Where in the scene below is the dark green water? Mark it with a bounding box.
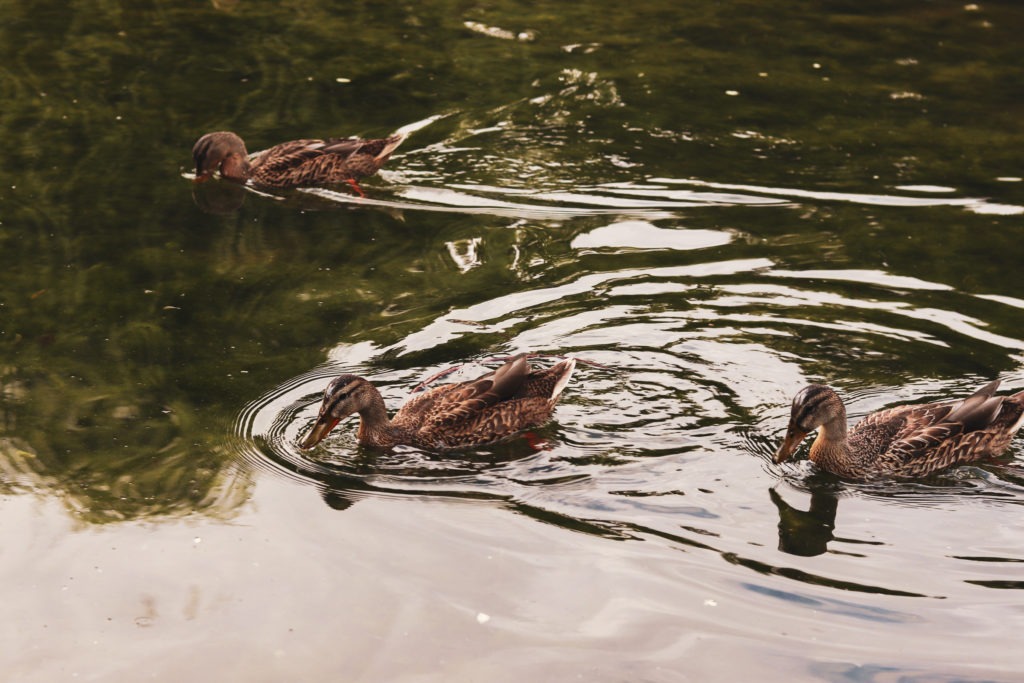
[2,1,1024,680]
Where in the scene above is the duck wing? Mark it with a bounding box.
[249,139,326,171]
[320,137,366,156]
[428,355,530,426]
[247,133,408,188]
[881,381,1007,474]
[389,356,576,449]
[389,356,539,444]
[391,356,530,426]
[943,379,1003,429]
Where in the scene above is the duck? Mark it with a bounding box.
[191,130,407,195]
[775,380,1024,479]
[299,354,577,451]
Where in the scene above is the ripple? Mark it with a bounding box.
[298,179,790,219]
[231,231,1024,606]
[652,176,1024,215]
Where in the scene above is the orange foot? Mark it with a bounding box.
[522,432,552,451]
[346,178,366,197]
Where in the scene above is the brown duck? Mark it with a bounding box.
[775,380,1024,478]
[300,355,576,451]
[192,130,406,195]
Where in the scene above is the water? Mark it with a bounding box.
[2,1,1024,680]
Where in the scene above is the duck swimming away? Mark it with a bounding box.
[192,130,407,195]
[299,355,576,451]
[775,379,1024,479]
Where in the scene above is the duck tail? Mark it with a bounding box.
[549,358,576,403]
[1005,389,1024,435]
[375,131,408,161]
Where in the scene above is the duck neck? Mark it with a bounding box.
[355,388,398,448]
[809,416,853,473]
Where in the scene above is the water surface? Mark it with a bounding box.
[2,1,1024,680]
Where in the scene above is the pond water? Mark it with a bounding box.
[2,1,1024,680]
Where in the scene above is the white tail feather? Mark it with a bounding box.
[550,358,576,402]
[376,132,408,160]
[1009,401,1024,435]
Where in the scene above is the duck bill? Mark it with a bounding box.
[774,428,808,463]
[299,416,341,450]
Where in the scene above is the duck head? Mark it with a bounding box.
[774,384,845,463]
[192,131,251,183]
[299,375,377,449]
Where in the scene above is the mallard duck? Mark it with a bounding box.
[299,355,576,451]
[191,130,406,195]
[775,380,1024,478]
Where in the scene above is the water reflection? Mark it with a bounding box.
[225,216,1024,616]
[4,0,1024,677]
[771,486,838,558]
[192,179,246,214]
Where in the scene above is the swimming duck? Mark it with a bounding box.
[191,130,406,195]
[299,355,576,451]
[775,380,1024,478]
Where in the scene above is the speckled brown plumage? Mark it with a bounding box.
[775,380,1024,479]
[192,130,406,192]
[299,355,576,451]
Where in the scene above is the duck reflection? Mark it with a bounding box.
[284,436,553,514]
[192,178,246,214]
[321,488,360,511]
[770,485,839,557]
[191,175,413,218]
